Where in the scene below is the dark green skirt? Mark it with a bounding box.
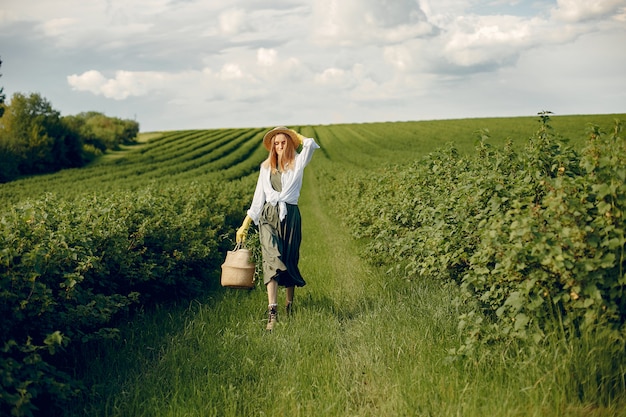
[258,202,305,287]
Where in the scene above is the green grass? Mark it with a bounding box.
[66,151,626,416]
[2,113,618,416]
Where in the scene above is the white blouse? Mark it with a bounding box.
[247,137,320,224]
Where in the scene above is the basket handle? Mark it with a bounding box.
[233,241,246,251]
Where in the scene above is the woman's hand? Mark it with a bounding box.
[236,215,252,243]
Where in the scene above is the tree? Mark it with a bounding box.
[1,92,65,174]
[0,57,5,118]
[0,85,139,182]
[65,112,139,151]
[0,59,16,181]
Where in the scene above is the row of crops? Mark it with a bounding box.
[0,128,268,209]
[0,128,270,416]
[318,114,626,400]
[1,113,625,415]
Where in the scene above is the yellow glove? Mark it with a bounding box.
[236,215,252,243]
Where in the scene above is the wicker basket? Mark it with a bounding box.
[220,243,255,289]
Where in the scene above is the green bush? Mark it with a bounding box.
[332,115,625,351]
[0,179,252,416]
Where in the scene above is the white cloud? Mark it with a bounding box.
[254,52,306,83]
[312,0,435,46]
[66,57,278,105]
[314,67,349,87]
[218,63,246,81]
[383,44,414,72]
[394,2,625,74]
[68,70,167,100]
[218,8,248,35]
[379,14,543,75]
[443,14,540,68]
[551,0,626,23]
[67,70,107,95]
[257,48,277,66]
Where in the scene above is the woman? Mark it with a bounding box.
[236,126,320,331]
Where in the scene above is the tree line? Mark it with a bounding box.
[0,59,139,183]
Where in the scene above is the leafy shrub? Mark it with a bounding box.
[461,119,625,347]
[331,114,625,352]
[0,179,252,416]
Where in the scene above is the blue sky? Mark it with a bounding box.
[1,0,625,132]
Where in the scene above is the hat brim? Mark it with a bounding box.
[263,127,300,151]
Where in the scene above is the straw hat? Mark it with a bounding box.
[263,126,301,151]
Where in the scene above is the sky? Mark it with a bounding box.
[1,0,625,132]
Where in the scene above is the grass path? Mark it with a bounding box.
[69,157,620,417]
[72,160,459,417]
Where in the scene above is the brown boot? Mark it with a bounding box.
[266,307,277,331]
[285,301,293,316]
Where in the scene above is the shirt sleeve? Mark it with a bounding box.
[246,166,267,225]
[295,137,320,171]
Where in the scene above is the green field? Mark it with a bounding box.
[1,113,621,207]
[1,113,625,417]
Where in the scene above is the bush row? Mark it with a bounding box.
[330,115,625,352]
[0,178,253,416]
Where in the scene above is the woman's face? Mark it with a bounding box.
[274,134,288,157]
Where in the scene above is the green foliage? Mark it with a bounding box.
[0,128,266,210]
[0,126,265,415]
[0,94,139,183]
[62,137,626,416]
[0,57,5,119]
[462,117,625,348]
[0,179,253,416]
[331,114,626,358]
[63,111,139,151]
[0,93,65,175]
[2,114,625,415]
[0,141,19,182]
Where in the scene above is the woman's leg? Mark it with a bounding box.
[266,279,278,331]
[267,279,278,306]
[286,286,294,315]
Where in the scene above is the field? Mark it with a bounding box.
[0,114,618,208]
[1,113,625,417]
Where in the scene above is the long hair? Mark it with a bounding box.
[262,133,296,174]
